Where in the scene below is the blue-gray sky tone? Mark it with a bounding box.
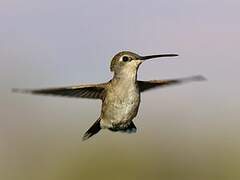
[1,0,240,179]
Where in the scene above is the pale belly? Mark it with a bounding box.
[100,88,140,128]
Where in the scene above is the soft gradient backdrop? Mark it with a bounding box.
[1,0,240,179]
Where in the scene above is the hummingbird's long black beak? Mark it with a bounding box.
[140,54,178,60]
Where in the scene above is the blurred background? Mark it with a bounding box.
[1,0,240,179]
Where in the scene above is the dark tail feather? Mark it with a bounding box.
[82,119,101,141]
[109,121,137,133]
[121,121,137,133]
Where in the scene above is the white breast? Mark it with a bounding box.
[101,81,140,128]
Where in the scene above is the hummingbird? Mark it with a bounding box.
[13,51,205,141]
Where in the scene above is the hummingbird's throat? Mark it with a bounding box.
[113,67,138,82]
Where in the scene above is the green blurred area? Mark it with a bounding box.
[2,132,240,180]
[1,98,240,180]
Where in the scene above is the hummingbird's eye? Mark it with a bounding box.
[122,56,130,62]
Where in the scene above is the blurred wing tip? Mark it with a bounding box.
[191,75,207,81]
[181,75,207,83]
[12,88,31,93]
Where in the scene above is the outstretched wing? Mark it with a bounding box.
[13,83,107,99]
[138,75,206,92]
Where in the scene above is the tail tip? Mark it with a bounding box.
[82,133,92,141]
[82,119,101,141]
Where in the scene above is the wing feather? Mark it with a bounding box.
[138,75,205,92]
[13,83,107,99]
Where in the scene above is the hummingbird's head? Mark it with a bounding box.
[110,51,141,72]
[110,51,178,73]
